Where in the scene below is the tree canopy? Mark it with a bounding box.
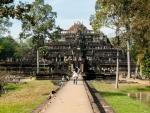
[0,36,17,60]
[90,0,150,76]
[20,0,56,48]
[90,0,150,41]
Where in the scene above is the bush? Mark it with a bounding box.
[142,53,150,79]
[0,82,7,96]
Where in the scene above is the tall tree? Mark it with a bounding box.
[20,0,56,73]
[131,0,150,76]
[0,36,18,60]
[90,0,150,78]
[90,0,129,87]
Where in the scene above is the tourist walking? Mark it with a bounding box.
[72,70,78,84]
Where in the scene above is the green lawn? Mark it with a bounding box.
[92,80,150,113]
[0,80,57,113]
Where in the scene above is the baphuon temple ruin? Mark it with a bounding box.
[36,22,135,79]
[0,22,135,80]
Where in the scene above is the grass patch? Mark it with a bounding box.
[4,83,23,91]
[0,80,57,113]
[92,80,150,113]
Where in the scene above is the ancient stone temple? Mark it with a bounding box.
[37,22,135,79]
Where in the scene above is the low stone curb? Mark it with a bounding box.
[84,81,115,113]
[84,81,101,113]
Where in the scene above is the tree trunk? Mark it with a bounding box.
[140,63,143,77]
[116,48,119,88]
[135,64,138,77]
[37,49,39,74]
[135,57,140,77]
[127,39,131,78]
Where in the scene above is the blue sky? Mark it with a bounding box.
[10,0,115,39]
[48,0,95,29]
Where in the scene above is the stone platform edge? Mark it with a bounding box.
[84,81,115,113]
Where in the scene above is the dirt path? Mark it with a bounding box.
[120,77,150,86]
[43,80,94,113]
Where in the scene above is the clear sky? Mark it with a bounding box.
[9,0,115,39]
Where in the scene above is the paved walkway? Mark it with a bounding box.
[43,80,94,113]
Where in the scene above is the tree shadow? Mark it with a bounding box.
[137,86,150,92]
[99,91,126,97]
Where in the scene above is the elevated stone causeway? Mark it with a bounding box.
[43,80,94,113]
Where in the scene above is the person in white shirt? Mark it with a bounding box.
[72,70,78,84]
